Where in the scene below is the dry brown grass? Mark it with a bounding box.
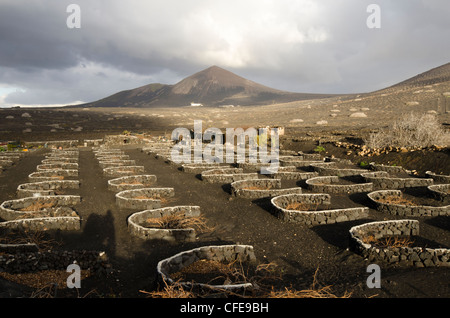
[362,235,415,248]
[140,279,195,298]
[20,201,55,212]
[242,185,272,191]
[144,212,213,233]
[268,268,352,298]
[119,181,143,185]
[285,202,321,211]
[378,195,418,206]
[0,269,91,291]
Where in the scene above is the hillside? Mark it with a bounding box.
[79,66,338,108]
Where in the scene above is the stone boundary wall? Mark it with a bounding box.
[103,166,145,178]
[0,216,81,231]
[265,166,319,180]
[306,176,373,194]
[156,245,256,291]
[128,206,201,243]
[97,154,130,161]
[231,179,303,199]
[42,158,78,164]
[181,163,228,173]
[361,171,434,189]
[98,160,136,169]
[37,163,79,171]
[369,163,407,174]
[28,169,79,182]
[17,180,80,198]
[108,175,158,192]
[311,163,367,177]
[426,171,450,184]
[428,184,450,204]
[0,249,109,274]
[0,195,81,221]
[116,187,175,210]
[271,193,369,226]
[201,168,259,183]
[367,190,450,217]
[349,220,450,267]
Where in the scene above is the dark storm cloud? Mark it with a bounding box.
[0,0,449,106]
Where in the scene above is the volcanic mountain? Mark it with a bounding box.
[81,65,337,108]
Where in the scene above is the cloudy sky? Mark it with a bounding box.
[1,0,449,107]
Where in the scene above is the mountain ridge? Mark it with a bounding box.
[79,65,339,108]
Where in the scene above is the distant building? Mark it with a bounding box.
[190,102,203,107]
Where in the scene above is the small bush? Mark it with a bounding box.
[365,113,449,149]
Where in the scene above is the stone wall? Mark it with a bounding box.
[116,187,175,210]
[367,189,450,217]
[428,184,450,204]
[349,220,450,267]
[361,171,434,189]
[128,206,201,243]
[156,245,256,291]
[426,171,450,184]
[230,178,302,199]
[17,180,80,198]
[98,160,136,169]
[271,193,369,226]
[103,166,145,178]
[28,169,78,182]
[201,168,258,183]
[306,176,373,194]
[108,175,158,192]
[0,195,81,221]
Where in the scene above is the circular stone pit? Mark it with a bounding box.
[156,244,257,292]
[201,168,258,183]
[427,184,450,204]
[0,195,81,231]
[361,171,434,190]
[306,175,373,194]
[103,165,145,178]
[231,178,302,199]
[28,169,79,182]
[271,193,369,226]
[116,187,175,210]
[349,220,450,267]
[367,189,450,217]
[127,205,202,243]
[426,171,450,184]
[98,160,136,169]
[108,174,157,192]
